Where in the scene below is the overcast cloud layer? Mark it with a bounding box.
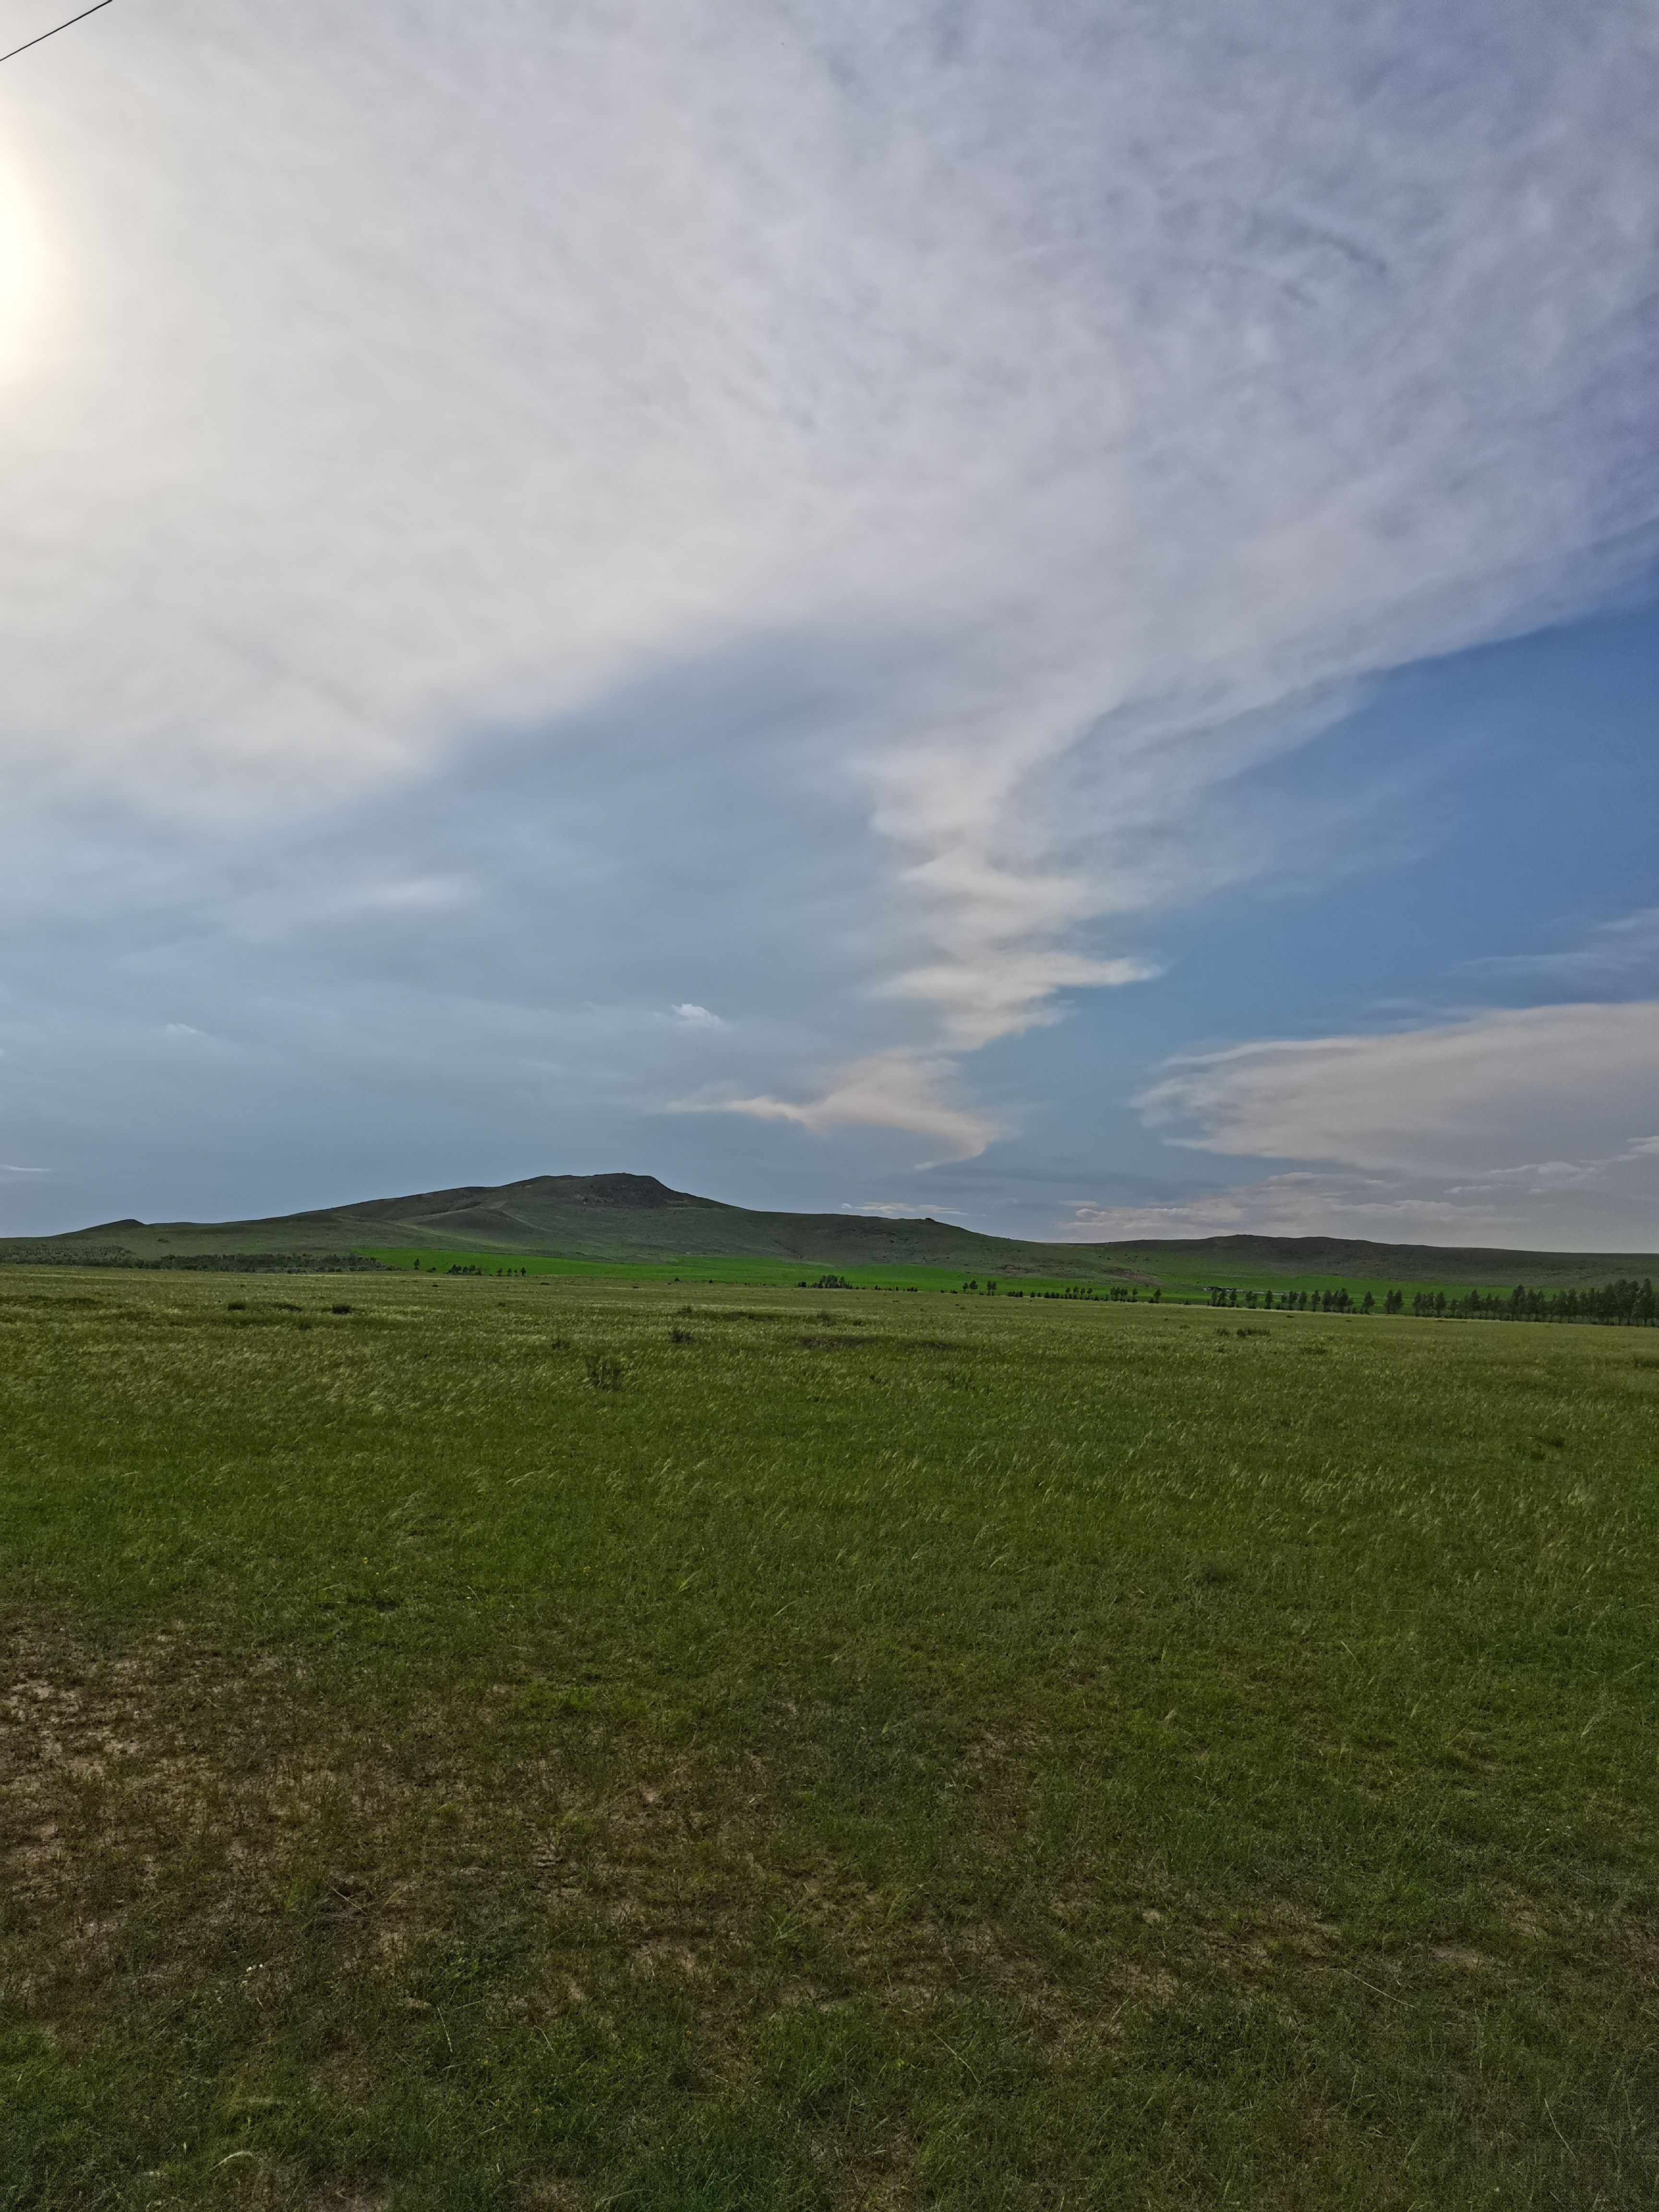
[1,1,1657,1239]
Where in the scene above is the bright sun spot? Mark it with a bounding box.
[0,156,52,385]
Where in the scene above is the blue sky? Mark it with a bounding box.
[1,1,1657,1248]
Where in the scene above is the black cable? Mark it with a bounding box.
[0,0,114,67]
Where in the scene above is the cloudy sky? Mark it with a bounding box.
[1,0,1657,1248]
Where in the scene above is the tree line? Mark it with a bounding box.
[1406,1278,1657,1326]
[1205,1279,1657,1326]
[1209,1286,1372,1313]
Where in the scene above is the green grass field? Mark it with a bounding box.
[3,1269,1656,2208]
[361,1246,1527,1311]
[361,1249,1166,1298]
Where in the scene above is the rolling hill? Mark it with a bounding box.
[1,1171,1656,1288]
[0,1174,1143,1280]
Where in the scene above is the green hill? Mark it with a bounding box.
[1,1171,1655,1291]
[0,1173,1145,1280]
[1095,1232,1659,1291]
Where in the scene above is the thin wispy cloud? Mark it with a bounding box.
[687,1050,1001,1166]
[840,1200,961,1219]
[1469,908,1659,992]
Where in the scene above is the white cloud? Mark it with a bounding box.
[671,1003,724,1028]
[1063,1162,1659,1251]
[881,950,1159,1052]
[690,1049,1002,1164]
[1066,1173,1487,1242]
[1138,1003,1659,1176]
[1,3,1657,1145]
[840,1199,961,1218]
[1113,1002,1659,1247]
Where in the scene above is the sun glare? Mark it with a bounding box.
[0,156,52,385]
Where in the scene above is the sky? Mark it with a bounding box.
[0,0,1657,1250]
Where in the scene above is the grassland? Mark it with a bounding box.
[361,1249,1165,1298]
[361,1247,1547,1312]
[3,1269,1657,2209]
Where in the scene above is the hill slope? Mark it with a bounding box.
[0,1171,1653,1288]
[1095,1232,1659,1290]
[3,1173,1658,1287]
[1,1174,1142,1279]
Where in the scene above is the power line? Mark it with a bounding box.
[0,0,114,67]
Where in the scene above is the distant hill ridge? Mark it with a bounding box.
[2,1171,1656,1288]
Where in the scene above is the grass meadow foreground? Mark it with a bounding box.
[2,1272,1656,2209]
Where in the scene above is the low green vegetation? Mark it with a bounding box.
[364,1245,1602,1315]
[3,1270,1656,2208]
[361,1247,1170,1298]
[370,1247,1659,1324]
